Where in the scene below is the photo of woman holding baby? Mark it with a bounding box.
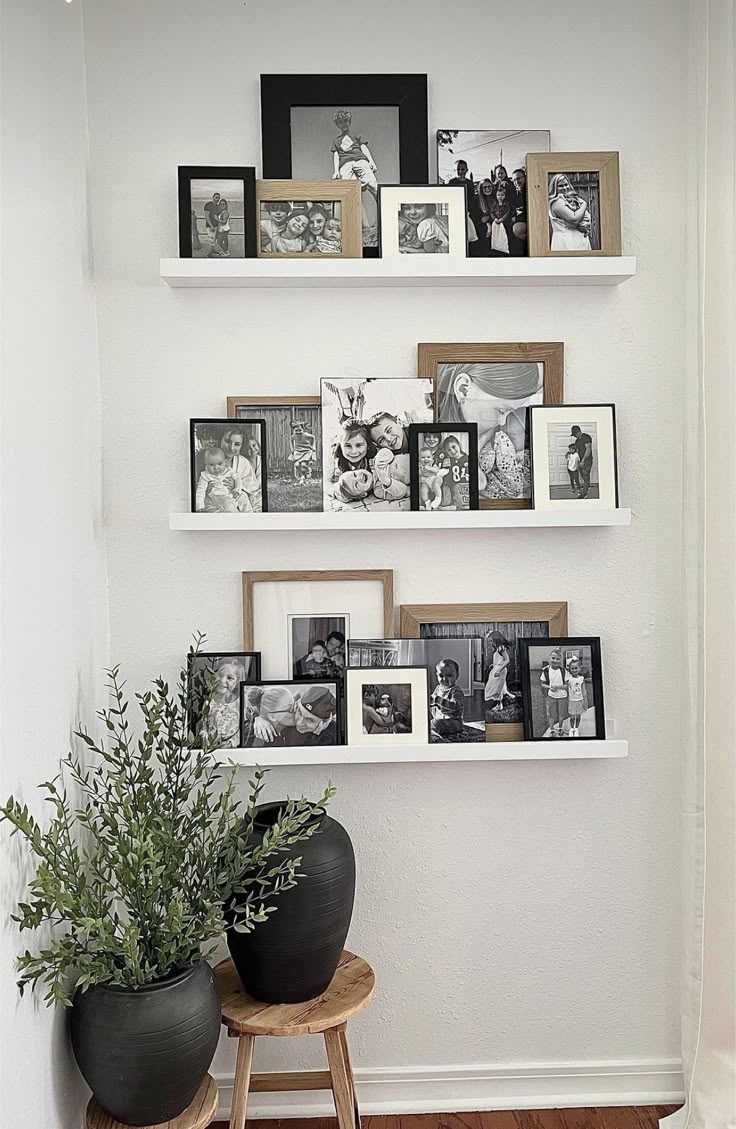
[547,172,599,251]
[190,418,268,514]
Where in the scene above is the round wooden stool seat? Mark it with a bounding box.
[215,949,375,1035]
[85,1073,218,1129]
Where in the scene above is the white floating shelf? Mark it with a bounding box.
[160,256,636,289]
[221,739,628,766]
[170,509,631,532]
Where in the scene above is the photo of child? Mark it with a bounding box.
[361,684,412,734]
[188,652,260,749]
[259,199,343,256]
[522,640,604,739]
[190,178,246,259]
[190,420,265,514]
[233,402,322,513]
[397,202,449,254]
[411,428,476,511]
[288,614,349,684]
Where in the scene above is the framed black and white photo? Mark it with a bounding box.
[408,424,479,511]
[345,666,430,747]
[256,179,362,258]
[526,152,621,257]
[321,377,434,512]
[436,130,550,257]
[518,638,605,740]
[178,166,256,259]
[419,342,564,509]
[529,405,619,510]
[288,614,348,681]
[260,74,429,254]
[378,186,467,258]
[190,419,267,514]
[227,396,322,513]
[347,638,485,743]
[188,651,261,749]
[240,679,340,749]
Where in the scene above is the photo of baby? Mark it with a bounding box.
[188,652,261,749]
[259,199,343,255]
[190,419,266,514]
[410,427,478,511]
[397,202,449,254]
[321,377,434,513]
[548,171,601,252]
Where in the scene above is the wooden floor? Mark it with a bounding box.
[213,1107,679,1129]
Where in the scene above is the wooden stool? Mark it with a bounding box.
[85,1073,218,1129]
[215,950,375,1129]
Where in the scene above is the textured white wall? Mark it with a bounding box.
[82,0,687,1085]
[0,1,108,1125]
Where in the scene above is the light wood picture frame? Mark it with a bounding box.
[399,601,568,741]
[418,341,564,510]
[226,396,322,514]
[256,179,362,258]
[526,151,621,257]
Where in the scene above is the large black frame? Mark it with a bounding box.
[518,636,606,741]
[189,418,268,514]
[260,74,429,255]
[177,165,257,258]
[408,423,479,512]
[239,678,341,748]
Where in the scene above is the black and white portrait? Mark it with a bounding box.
[188,652,260,749]
[240,681,338,748]
[190,178,245,259]
[321,377,434,512]
[288,614,348,680]
[348,638,485,743]
[190,419,265,514]
[233,401,321,513]
[361,683,412,735]
[528,405,618,510]
[547,421,599,500]
[411,428,476,511]
[290,106,400,249]
[548,171,601,252]
[397,202,449,253]
[520,640,605,740]
[435,362,544,501]
[436,130,550,257]
[259,199,343,255]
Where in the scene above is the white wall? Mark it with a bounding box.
[0,2,107,1125]
[82,0,687,1108]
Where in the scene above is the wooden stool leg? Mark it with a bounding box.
[338,1024,361,1129]
[230,1034,255,1129]
[324,1025,356,1129]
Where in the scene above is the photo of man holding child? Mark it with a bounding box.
[289,615,348,681]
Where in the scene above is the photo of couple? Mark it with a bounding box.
[240,681,339,748]
[190,179,245,259]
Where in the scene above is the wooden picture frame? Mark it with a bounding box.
[189,418,268,514]
[399,601,568,741]
[518,636,605,740]
[178,165,257,259]
[408,423,479,512]
[418,341,564,510]
[526,151,621,257]
[226,396,322,514]
[256,179,362,259]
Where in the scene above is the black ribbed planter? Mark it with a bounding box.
[69,961,220,1126]
[228,802,355,1003]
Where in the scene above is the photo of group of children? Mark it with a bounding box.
[521,640,603,739]
[259,199,343,256]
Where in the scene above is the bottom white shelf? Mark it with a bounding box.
[220,739,627,767]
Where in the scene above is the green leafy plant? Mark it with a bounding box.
[0,638,334,1006]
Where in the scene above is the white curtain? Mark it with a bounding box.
[663,2,736,1127]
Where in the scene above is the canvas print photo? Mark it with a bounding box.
[233,402,321,512]
[240,681,338,748]
[259,198,343,255]
[190,420,264,513]
[190,178,246,259]
[188,652,260,749]
[321,377,434,512]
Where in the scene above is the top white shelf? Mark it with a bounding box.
[160,256,637,289]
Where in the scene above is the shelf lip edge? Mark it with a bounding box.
[168,509,632,530]
[212,740,629,766]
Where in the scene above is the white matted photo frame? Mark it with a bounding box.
[378,185,467,258]
[345,666,430,747]
[526,151,621,257]
[242,570,394,678]
[529,404,619,510]
[256,179,362,258]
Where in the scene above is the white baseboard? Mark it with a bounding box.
[214,1058,684,1119]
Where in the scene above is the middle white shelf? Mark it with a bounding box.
[169,509,631,532]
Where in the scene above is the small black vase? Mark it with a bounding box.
[69,961,220,1126]
[228,802,355,1003]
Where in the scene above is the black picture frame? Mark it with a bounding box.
[518,636,606,741]
[528,403,620,509]
[187,651,262,746]
[260,74,429,256]
[239,678,341,749]
[177,166,257,258]
[408,423,479,511]
[189,418,268,514]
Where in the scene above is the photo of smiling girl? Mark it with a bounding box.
[258,198,345,255]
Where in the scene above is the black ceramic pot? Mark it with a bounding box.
[69,961,220,1126]
[228,802,355,1003]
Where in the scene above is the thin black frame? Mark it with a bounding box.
[189,418,268,514]
[238,677,341,749]
[408,423,479,511]
[377,184,469,258]
[260,74,429,255]
[187,651,262,744]
[344,664,431,745]
[177,166,257,258]
[518,636,606,741]
[528,403,620,509]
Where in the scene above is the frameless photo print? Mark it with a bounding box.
[259,198,344,255]
[529,405,619,510]
[436,130,550,257]
[321,377,434,512]
[288,614,349,680]
[347,637,485,743]
[519,638,605,740]
[240,680,339,749]
[188,652,261,749]
[345,666,430,746]
[548,172,601,252]
[409,425,478,511]
[190,419,267,514]
[231,400,322,513]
